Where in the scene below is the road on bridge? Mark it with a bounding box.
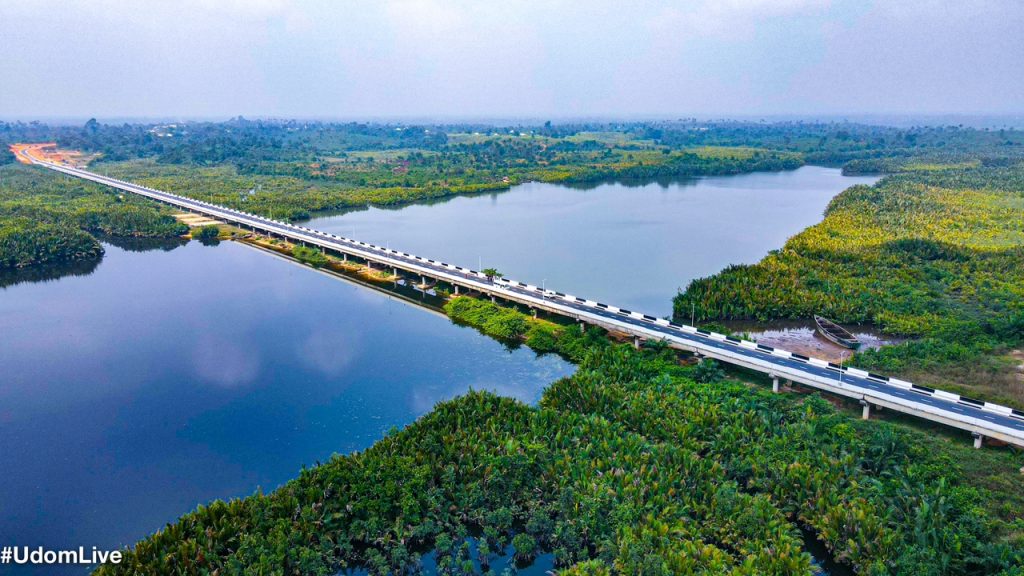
[16,144,1024,448]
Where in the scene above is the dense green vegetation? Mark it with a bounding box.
[5,118,1021,173]
[89,144,802,222]
[98,297,1023,576]
[292,244,329,268]
[192,224,220,240]
[0,164,188,268]
[674,162,1024,406]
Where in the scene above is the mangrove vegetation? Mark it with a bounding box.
[97,298,1024,576]
[0,164,187,268]
[674,162,1024,407]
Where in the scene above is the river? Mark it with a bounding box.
[0,166,876,574]
[310,166,879,316]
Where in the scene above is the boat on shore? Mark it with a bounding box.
[814,315,861,349]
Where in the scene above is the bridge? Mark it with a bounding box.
[18,145,1024,448]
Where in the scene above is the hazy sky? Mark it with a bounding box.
[2,0,1022,120]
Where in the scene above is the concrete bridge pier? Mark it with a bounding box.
[633,336,642,349]
[973,433,984,449]
[490,294,496,303]
[861,400,871,420]
[772,376,780,393]
[454,285,459,295]
[579,320,585,333]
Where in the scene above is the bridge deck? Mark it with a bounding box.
[18,146,1024,447]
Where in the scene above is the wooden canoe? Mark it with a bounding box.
[814,315,861,349]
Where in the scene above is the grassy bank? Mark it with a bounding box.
[99,297,1023,576]
[0,164,187,269]
[93,144,802,223]
[674,163,1024,407]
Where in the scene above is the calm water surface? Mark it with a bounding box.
[0,166,875,574]
[312,166,879,316]
[0,242,572,575]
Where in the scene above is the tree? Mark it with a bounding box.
[192,225,220,240]
[693,358,725,383]
[512,533,536,562]
[482,268,502,281]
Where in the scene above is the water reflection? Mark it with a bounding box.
[0,240,573,576]
[0,256,100,289]
[721,319,902,363]
[311,166,880,316]
[96,233,188,253]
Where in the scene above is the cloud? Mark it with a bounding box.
[1,0,1021,118]
[192,336,262,387]
[649,0,831,38]
[295,328,362,378]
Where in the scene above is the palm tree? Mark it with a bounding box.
[481,267,502,281]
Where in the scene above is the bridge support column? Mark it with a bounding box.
[491,294,496,303]
[861,400,871,420]
[454,285,459,295]
[634,336,641,350]
[772,376,780,393]
[973,433,984,449]
[579,320,585,333]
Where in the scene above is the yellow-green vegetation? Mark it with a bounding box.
[675,164,1024,406]
[444,296,602,359]
[291,244,329,268]
[97,299,1024,576]
[0,164,187,268]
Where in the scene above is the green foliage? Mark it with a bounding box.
[511,533,537,561]
[444,296,609,361]
[674,164,1024,405]
[292,245,328,268]
[692,359,726,383]
[445,297,531,341]
[192,224,220,240]
[0,164,187,269]
[0,219,102,268]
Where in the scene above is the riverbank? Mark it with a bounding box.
[675,162,1024,408]
[0,164,187,269]
[94,145,803,223]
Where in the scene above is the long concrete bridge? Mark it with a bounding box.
[18,146,1024,448]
